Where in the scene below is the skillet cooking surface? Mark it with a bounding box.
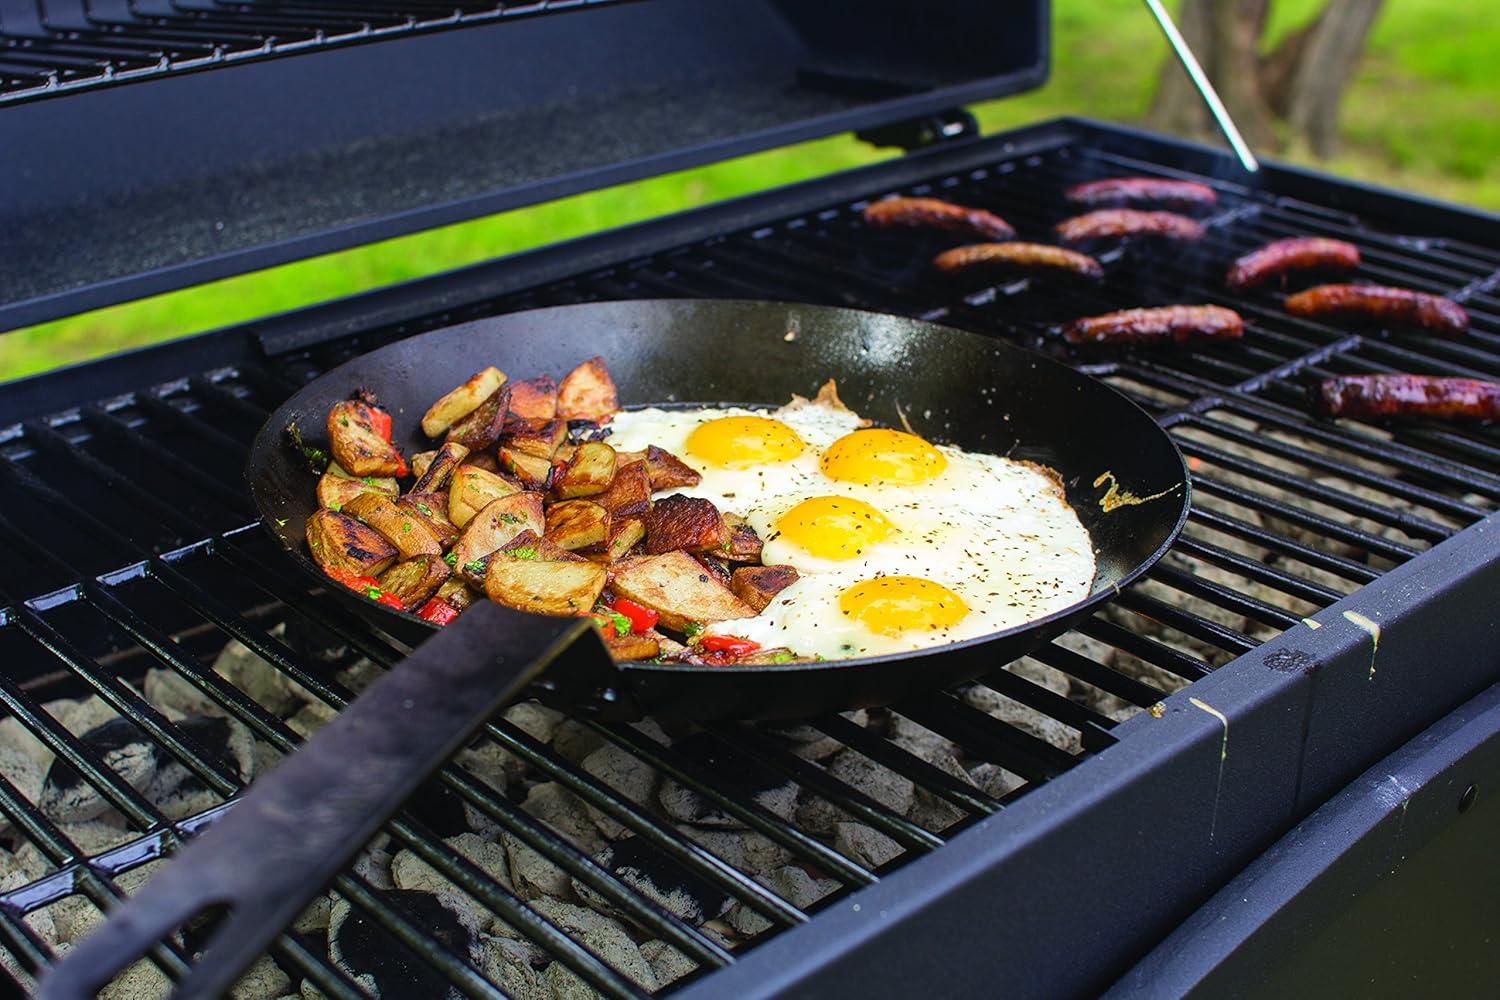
[247,299,1189,720]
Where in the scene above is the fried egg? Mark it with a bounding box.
[604,393,1095,660]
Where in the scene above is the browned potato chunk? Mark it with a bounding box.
[498,529,584,563]
[501,419,567,460]
[557,357,620,421]
[735,647,800,665]
[422,366,507,438]
[306,509,398,578]
[462,453,500,474]
[409,451,437,480]
[597,627,661,662]
[446,384,512,451]
[409,441,470,495]
[448,465,522,528]
[611,551,756,632]
[643,445,702,490]
[436,576,480,612]
[451,493,545,583]
[499,447,554,490]
[545,500,612,551]
[397,494,459,548]
[485,551,608,617]
[507,376,560,420]
[593,460,650,518]
[316,463,398,512]
[553,442,617,499]
[694,553,732,585]
[342,492,445,559]
[723,513,763,563]
[377,555,451,610]
[327,400,408,478]
[730,565,799,613]
[644,494,729,554]
[603,518,645,560]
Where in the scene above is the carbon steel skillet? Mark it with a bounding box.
[42,300,1188,998]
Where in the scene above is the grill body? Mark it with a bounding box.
[0,117,1497,996]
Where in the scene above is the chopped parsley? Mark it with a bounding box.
[414,502,434,517]
[274,517,288,528]
[362,476,382,486]
[509,546,539,561]
[498,512,523,524]
[401,522,412,534]
[463,559,487,576]
[284,422,330,474]
[682,621,704,640]
[444,551,458,567]
[605,611,631,636]
[362,585,382,600]
[769,651,796,664]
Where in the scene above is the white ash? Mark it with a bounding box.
[764,710,868,763]
[391,832,513,908]
[639,938,701,988]
[0,742,45,833]
[0,716,53,773]
[657,734,797,829]
[334,658,384,698]
[580,743,659,841]
[477,935,550,1000]
[213,633,311,718]
[455,740,518,799]
[520,783,605,856]
[833,822,903,869]
[503,702,564,746]
[724,863,839,938]
[502,829,574,902]
[352,844,395,891]
[795,750,914,836]
[570,835,734,927]
[967,762,1023,800]
[551,719,606,764]
[907,750,978,834]
[529,898,657,994]
[958,686,1081,756]
[286,701,336,741]
[1008,658,1071,697]
[39,717,157,824]
[143,668,223,720]
[886,714,958,763]
[51,696,118,740]
[230,954,293,1000]
[141,715,255,821]
[674,825,791,876]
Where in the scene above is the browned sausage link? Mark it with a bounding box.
[1063,305,1244,345]
[861,196,1016,241]
[1226,237,1361,290]
[1064,177,1218,211]
[1284,284,1469,337]
[1055,209,1204,245]
[1318,374,1500,422]
[931,242,1104,279]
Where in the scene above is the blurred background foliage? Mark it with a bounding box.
[2,0,1495,382]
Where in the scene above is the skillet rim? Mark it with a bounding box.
[246,298,1191,677]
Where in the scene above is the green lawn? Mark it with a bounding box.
[3,0,1496,383]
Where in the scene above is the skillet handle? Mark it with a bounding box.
[37,601,610,1000]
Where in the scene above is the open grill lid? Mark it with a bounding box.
[0,0,1048,332]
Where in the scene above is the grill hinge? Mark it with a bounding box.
[855,108,980,153]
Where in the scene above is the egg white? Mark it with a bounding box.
[605,398,1096,660]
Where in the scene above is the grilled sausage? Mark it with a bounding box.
[1226,238,1360,290]
[1064,177,1217,211]
[862,196,1015,241]
[1317,374,1500,422]
[1283,285,1468,337]
[1063,305,1244,346]
[1055,209,1204,245]
[932,242,1104,279]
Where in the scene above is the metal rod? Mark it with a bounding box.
[1142,0,1261,173]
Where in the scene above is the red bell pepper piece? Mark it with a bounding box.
[369,408,393,442]
[607,597,659,634]
[324,566,403,610]
[698,634,760,657]
[416,597,460,625]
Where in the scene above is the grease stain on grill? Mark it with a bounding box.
[1263,647,1318,675]
[1342,610,1382,680]
[1092,470,1180,513]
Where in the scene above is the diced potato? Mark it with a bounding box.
[499,447,554,490]
[316,464,397,512]
[485,553,608,617]
[306,509,398,578]
[410,441,470,494]
[327,400,408,478]
[730,565,799,613]
[463,453,500,474]
[602,518,645,560]
[723,513,763,562]
[342,493,445,559]
[597,627,660,662]
[553,442,616,499]
[644,494,729,554]
[610,551,756,632]
[643,445,701,490]
[448,465,522,528]
[557,357,620,421]
[508,375,559,420]
[545,500,611,551]
[398,494,459,548]
[451,493,545,583]
[446,384,512,452]
[501,419,567,460]
[436,576,480,612]
[377,555,451,609]
[593,460,650,518]
[421,366,507,438]
[409,451,436,480]
[735,647,801,665]
[498,528,584,563]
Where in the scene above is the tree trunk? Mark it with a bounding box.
[1146,0,1277,149]
[1146,0,1216,139]
[1284,0,1385,157]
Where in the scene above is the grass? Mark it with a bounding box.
[4,0,1496,383]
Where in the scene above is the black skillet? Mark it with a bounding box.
[41,300,1189,998]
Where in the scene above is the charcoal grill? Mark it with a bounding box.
[3,2,1500,997]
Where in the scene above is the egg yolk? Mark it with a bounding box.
[776,496,894,560]
[820,429,947,485]
[687,415,804,467]
[838,576,969,635]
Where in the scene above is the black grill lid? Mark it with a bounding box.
[0,0,1048,332]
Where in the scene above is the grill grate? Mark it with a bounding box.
[0,130,1497,995]
[0,0,639,105]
